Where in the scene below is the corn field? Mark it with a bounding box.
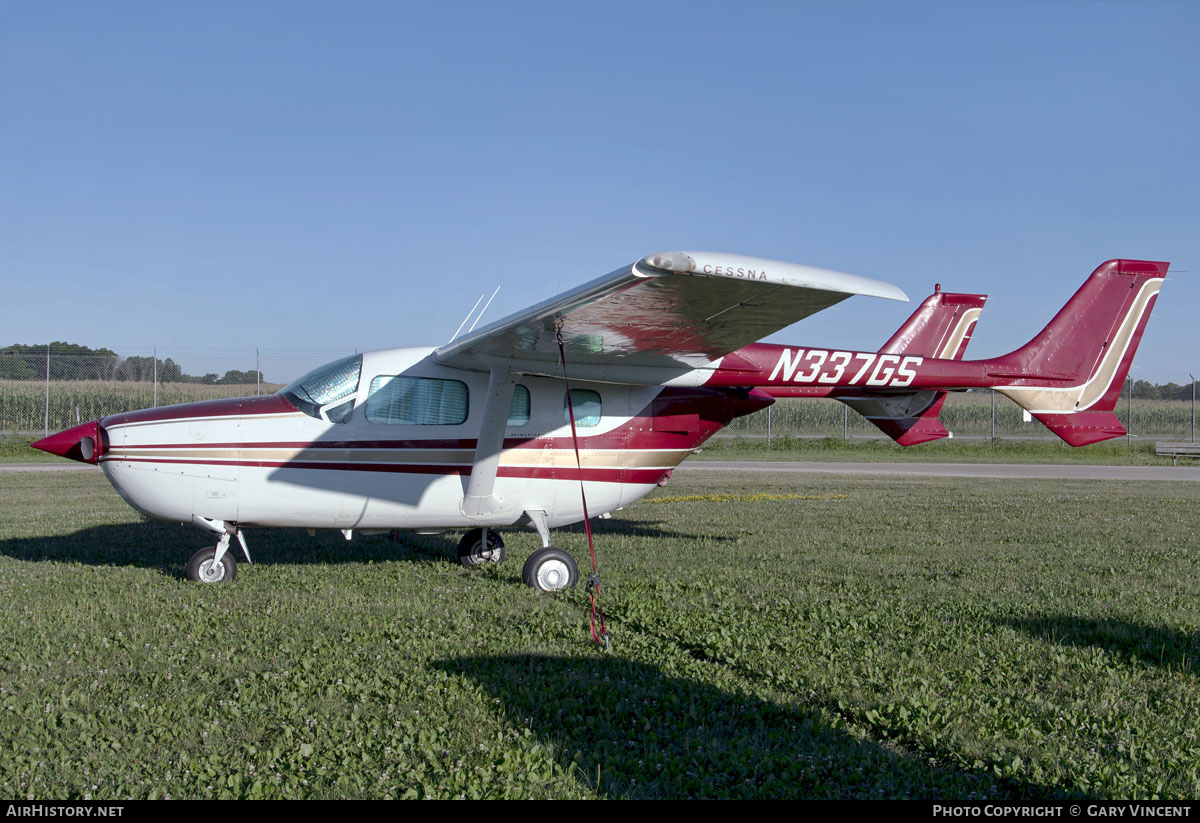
[0,345,349,438]
[1,380,284,435]
[3,379,1195,442]
[725,390,1197,440]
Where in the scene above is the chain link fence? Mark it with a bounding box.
[725,384,1199,443]
[3,346,1197,446]
[1,346,353,440]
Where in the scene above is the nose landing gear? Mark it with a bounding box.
[186,545,237,583]
[186,518,251,584]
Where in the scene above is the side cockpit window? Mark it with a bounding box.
[563,389,601,428]
[508,384,531,426]
[281,354,362,423]
[367,376,469,425]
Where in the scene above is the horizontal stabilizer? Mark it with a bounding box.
[1031,411,1127,447]
[873,417,950,446]
[864,394,952,446]
[837,390,953,446]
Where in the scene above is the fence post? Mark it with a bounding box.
[991,389,995,441]
[44,344,49,437]
[256,348,261,396]
[843,404,848,440]
[1127,377,1132,453]
[1191,373,1196,443]
[767,404,772,448]
[153,347,158,408]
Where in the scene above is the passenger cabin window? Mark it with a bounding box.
[367,376,469,425]
[563,389,601,428]
[508,384,531,426]
[281,354,362,423]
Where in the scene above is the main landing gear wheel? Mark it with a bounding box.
[457,528,506,568]
[186,546,237,583]
[522,547,579,593]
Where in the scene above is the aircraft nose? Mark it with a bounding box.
[30,420,105,464]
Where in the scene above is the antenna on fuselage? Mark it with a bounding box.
[467,285,501,334]
[447,293,486,344]
[447,285,502,343]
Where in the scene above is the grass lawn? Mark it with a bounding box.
[0,469,1197,798]
[700,435,1176,465]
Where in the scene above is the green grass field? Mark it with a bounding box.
[1,469,1198,799]
[699,436,1176,465]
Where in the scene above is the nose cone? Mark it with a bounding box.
[31,420,104,464]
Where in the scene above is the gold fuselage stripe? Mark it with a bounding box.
[105,447,692,470]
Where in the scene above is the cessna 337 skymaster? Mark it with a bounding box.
[32,252,1166,591]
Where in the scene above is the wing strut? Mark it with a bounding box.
[557,331,609,650]
[459,361,517,519]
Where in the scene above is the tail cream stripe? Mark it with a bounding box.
[935,308,981,360]
[995,278,1162,414]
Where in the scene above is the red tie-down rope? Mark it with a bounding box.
[557,331,609,650]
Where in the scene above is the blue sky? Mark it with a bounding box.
[2,1,1197,383]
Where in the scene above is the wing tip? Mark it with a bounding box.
[642,250,908,302]
[640,252,695,273]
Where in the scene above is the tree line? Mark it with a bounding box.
[3,342,1196,398]
[0,343,266,385]
[1126,380,1199,402]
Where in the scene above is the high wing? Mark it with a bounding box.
[434,251,908,382]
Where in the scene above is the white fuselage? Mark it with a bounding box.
[99,348,699,531]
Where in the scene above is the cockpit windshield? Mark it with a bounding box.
[281,354,362,420]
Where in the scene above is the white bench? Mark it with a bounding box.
[1156,442,1200,466]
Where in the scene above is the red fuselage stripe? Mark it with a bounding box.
[100,456,664,484]
[107,434,699,451]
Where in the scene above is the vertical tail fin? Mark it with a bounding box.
[988,259,1167,445]
[879,288,986,360]
[839,289,987,445]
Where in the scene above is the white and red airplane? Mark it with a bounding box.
[32,252,1165,591]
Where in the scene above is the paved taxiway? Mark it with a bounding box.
[0,463,98,472]
[680,461,1200,481]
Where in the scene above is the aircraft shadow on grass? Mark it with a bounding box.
[1001,615,1200,676]
[0,516,723,579]
[435,653,1067,801]
[557,518,737,543]
[0,521,450,577]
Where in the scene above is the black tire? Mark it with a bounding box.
[457,528,506,568]
[521,547,578,592]
[186,546,237,583]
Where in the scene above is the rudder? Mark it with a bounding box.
[988,259,1167,445]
